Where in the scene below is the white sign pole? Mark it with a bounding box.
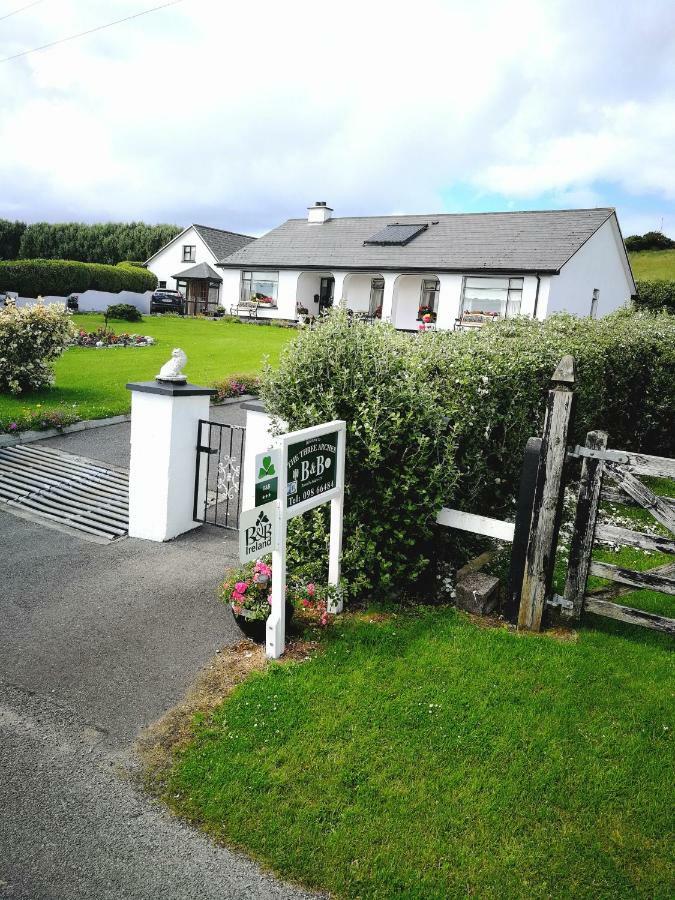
[328,426,346,613]
[266,439,288,660]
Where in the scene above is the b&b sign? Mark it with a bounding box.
[286,431,338,510]
[239,500,278,562]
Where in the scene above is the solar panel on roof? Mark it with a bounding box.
[363,223,428,246]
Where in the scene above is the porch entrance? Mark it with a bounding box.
[319,276,334,313]
[173,262,222,316]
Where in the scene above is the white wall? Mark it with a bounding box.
[13,290,152,314]
[146,226,217,292]
[343,274,377,313]
[543,217,634,317]
[435,274,463,330]
[392,275,423,330]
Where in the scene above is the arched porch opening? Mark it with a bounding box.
[391,274,440,330]
[342,272,385,319]
[296,271,335,318]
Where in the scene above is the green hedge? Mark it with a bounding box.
[634,280,675,313]
[0,259,156,297]
[261,310,674,600]
[422,310,675,519]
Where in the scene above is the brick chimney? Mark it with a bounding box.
[307,201,333,224]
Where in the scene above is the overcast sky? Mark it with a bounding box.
[1,0,674,237]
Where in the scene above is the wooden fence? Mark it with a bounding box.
[438,354,675,636]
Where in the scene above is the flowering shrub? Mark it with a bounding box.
[220,558,336,626]
[73,327,154,347]
[261,310,457,601]
[0,405,80,434]
[634,280,675,313]
[221,559,273,620]
[213,375,260,401]
[261,308,674,601]
[0,301,76,394]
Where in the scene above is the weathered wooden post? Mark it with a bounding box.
[562,430,608,619]
[518,356,576,631]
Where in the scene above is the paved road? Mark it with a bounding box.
[0,404,313,900]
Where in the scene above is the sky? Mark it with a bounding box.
[1,0,674,237]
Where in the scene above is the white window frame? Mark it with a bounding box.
[241,271,279,308]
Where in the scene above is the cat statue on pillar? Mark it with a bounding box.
[156,348,188,384]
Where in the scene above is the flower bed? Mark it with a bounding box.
[1,405,80,434]
[73,327,155,348]
[212,375,260,401]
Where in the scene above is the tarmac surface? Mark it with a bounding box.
[0,403,314,899]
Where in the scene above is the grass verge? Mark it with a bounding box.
[629,249,675,280]
[153,606,673,899]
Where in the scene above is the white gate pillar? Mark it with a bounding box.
[126,380,216,541]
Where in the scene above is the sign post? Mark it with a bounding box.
[266,420,346,659]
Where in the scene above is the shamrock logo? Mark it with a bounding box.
[257,455,276,479]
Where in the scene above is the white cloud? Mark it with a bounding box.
[0,0,673,234]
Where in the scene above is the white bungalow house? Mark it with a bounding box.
[145,224,255,315]
[216,203,635,329]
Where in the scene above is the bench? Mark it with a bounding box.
[230,300,258,318]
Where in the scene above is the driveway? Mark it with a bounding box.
[0,406,313,899]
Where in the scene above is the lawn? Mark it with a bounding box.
[0,314,295,424]
[158,476,674,899]
[629,250,675,280]
[163,607,673,899]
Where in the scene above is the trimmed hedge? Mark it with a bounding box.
[634,280,675,313]
[0,259,156,297]
[106,303,143,322]
[261,310,675,600]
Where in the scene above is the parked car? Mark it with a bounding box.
[150,289,185,314]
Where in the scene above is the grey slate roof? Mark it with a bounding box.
[193,224,255,260]
[172,261,222,281]
[217,208,616,273]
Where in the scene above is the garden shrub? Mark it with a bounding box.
[106,302,143,322]
[261,310,674,601]
[0,301,76,394]
[261,311,457,601]
[634,280,675,313]
[419,310,675,518]
[1,405,80,434]
[0,258,156,297]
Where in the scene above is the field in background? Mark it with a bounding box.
[629,250,675,280]
[0,314,294,423]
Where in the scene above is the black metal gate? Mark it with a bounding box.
[193,420,245,529]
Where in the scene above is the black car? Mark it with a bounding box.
[150,289,185,314]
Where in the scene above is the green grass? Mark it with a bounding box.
[629,250,675,280]
[164,608,673,898]
[0,314,295,423]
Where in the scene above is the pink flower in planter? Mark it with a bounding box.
[306,583,316,597]
[320,612,329,627]
[268,595,273,604]
[232,603,242,615]
[254,561,272,576]
[234,581,248,594]
[301,599,311,608]
[231,589,244,602]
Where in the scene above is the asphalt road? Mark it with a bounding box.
[0,404,314,900]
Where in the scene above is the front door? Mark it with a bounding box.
[319,276,334,312]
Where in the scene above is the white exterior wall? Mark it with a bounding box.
[343,273,378,313]
[146,226,217,293]
[14,289,152,313]
[542,218,634,317]
[219,268,300,320]
[435,275,463,330]
[392,275,423,330]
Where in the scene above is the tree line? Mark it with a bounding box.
[0,220,182,264]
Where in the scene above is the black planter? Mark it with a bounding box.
[233,600,294,644]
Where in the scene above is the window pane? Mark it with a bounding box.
[509,278,524,289]
[464,277,509,290]
[463,287,509,302]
